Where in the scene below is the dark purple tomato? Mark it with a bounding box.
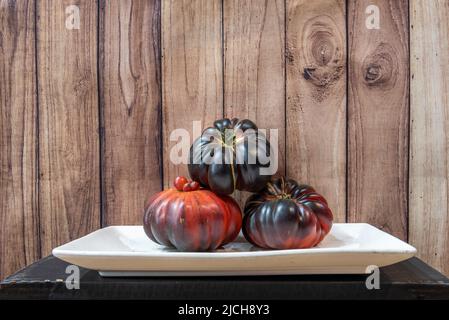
[243,177,333,249]
[188,118,272,195]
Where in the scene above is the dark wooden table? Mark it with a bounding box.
[1,256,448,300]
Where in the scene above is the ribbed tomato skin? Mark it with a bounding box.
[243,178,333,249]
[143,188,242,251]
[188,118,272,195]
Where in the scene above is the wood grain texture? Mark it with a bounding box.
[1,0,449,280]
[0,0,39,280]
[286,0,346,222]
[348,0,409,239]
[162,0,223,188]
[100,0,162,225]
[223,0,285,206]
[223,0,285,173]
[37,0,100,255]
[410,0,449,275]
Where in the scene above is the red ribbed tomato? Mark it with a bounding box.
[243,177,333,249]
[143,177,242,251]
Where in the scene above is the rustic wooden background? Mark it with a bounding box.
[1,0,448,280]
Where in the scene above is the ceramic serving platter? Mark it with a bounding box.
[52,223,416,277]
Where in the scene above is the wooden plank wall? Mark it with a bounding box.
[286,0,346,222]
[162,0,223,188]
[0,0,39,280]
[37,0,100,256]
[1,0,449,279]
[100,0,162,226]
[409,0,449,276]
[347,0,409,240]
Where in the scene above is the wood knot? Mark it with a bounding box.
[311,31,335,66]
[365,64,381,82]
[362,43,397,88]
[300,16,345,101]
[302,65,343,87]
[303,67,316,80]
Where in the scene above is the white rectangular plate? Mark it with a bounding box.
[52,223,416,276]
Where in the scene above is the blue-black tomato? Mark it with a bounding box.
[188,118,272,195]
[243,177,333,249]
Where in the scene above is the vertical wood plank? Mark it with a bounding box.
[223,0,285,206]
[223,0,285,173]
[0,0,39,279]
[162,0,223,188]
[348,0,409,239]
[37,0,100,255]
[286,0,346,221]
[100,0,162,225]
[410,0,449,275]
